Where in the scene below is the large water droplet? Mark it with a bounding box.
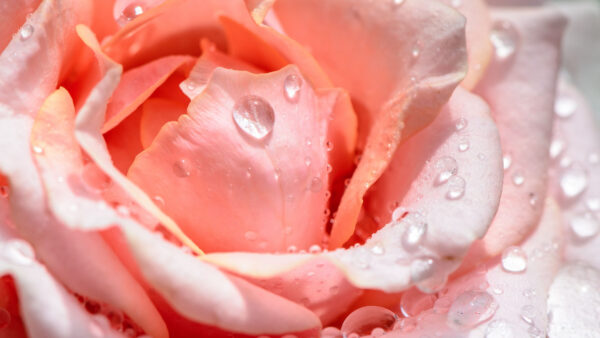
[117,3,146,26]
[172,159,191,177]
[19,24,34,40]
[490,21,518,60]
[283,74,302,103]
[447,290,498,329]
[501,246,527,273]
[401,212,427,251]
[341,306,397,336]
[549,139,566,160]
[554,95,577,119]
[570,212,599,241]
[434,156,458,185]
[400,290,437,317]
[560,162,588,199]
[485,320,514,338]
[446,175,466,200]
[3,239,35,266]
[232,95,275,140]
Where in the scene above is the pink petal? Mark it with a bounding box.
[548,78,600,267]
[204,87,503,294]
[458,7,567,272]
[128,65,335,253]
[271,0,468,248]
[0,0,41,54]
[102,55,195,133]
[139,98,188,149]
[383,198,563,337]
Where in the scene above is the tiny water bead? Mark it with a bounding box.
[19,24,34,40]
[304,157,311,167]
[520,304,535,324]
[326,140,334,151]
[370,242,385,255]
[393,0,405,5]
[554,94,577,119]
[341,306,397,336]
[549,139,566,160]
[490,20,518,60]
[308,244,322,254]
[447,290,498,329]
[501,246,527,273]
[401,212,427,251]
[511,171,524,186]
[32,145,43,154]
[283,74,302,103]
[560,162,589,199]
[455,118,468,131]
[458,138,470,152]
[570,212,599,241]
[502,154,512,171]
[3,239,35,266]
[434,156,458,185]
[232,95,275,140]
[411,46,420,58]
[117,3,146,26]
[172,159,191,178]
[446,175,466,200]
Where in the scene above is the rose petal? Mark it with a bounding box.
[547,263,600,337]
[204,87,503,293]
[271,0,468,248]
[458,7,566,272]
[128,65,335,253]
[139,98,187,149]
[0,0,41,53]
[104,107,145,173]
[101,54,195,133]
[548,78,600,268]
[382,198,563,337]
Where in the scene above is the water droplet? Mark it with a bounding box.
[341,306,397,336]
[326,140,334,151]
[401,212,427,251]
[410,257,436,283]
[560,156,573,168]
[490,20,518,60]
[370,242,385,255]
[304,157,311,167]
[117,3,146,26]
[520,304,535,324]
[491,287,503,295]
[549,139,566,160]
[393,0,405,5]
[286,245,297,253]
[309,244,322,254]
[446,175,466,200]
[555,95,577,119]
[455,118,468,131]
[0,308,10,329]
[434,156,458,185]
[185,81,196,92]
[560,162,588,199]
[447,290,497,329]
[588,152,599,164]
[32,145,43,154]
[232,95,275,140]
[522,288,536,299]
[502,154,512,170]
[309,177,323,193]
[244,231,257,241]
[485,320,514,338]
[401,290,437,317]
[511,171,524,186]
[3,239,35,266]
[501,246,527,273]
[528,193,538,207]
[586,198,600,211]
[172,159,191,177]
[458,138,470,152]
[570,212,599,241]
[326,163,333,173]
[283,74,302,103]
[411,46,420,58]
[451,0,462,7]
[19,24,33,40]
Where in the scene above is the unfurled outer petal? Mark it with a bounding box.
[459,7,566,272]
[271,0,468,248]
[128,65,334,253]
[204,87,503,293]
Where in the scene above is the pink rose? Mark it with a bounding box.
[0,0,598,337]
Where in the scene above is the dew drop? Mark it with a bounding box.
[447,290,497,329]
[232,95,275,140]
[326,140,334,151]
[549,139,566,160]
[304,157,311,167]
[501,246,527,273]
[520,304,535,324]
[283,74,302,103]
[286,245,297,253]
[3,239,35,266]
[0,308,10,330]
[172,159,191,177]
[410,257,436,283]
[560,162,589,199]
[446,175,466,200]
[341,306,397,336]
[400,290,437,317]
[502,154,512,171]
[455,117,468,131]
[401,212,427,251]
[19,24,34,40]
[370,242,385,255]
[411,46,420,58]
[393,0,405,5]
[117,3,146,26]
[490,20,518,60]
[528,192,538,207]
[458,138,470,152]
[451,0,462,7]
[32,145,43,154]
[570,212,599,241]
[309,244,322,254]
[522,288,536,299]
[485,320,514,338]
[511,171,524,186]
[434,156,458,185]
[554,95,577,119]
[309,177,323,193]
[586,198,600,211]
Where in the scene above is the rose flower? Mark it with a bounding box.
[0,0,599,337]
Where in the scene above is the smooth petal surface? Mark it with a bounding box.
[129,65,333,253]
[383,198,563,337]
[547,263,600,338]
[102,54,195,133]
[548,78,600,268]
[204,87,503,293]
[0,0,42,54]
[460,7,566,272]
[139,98,187,149]
[272,0,468,248]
